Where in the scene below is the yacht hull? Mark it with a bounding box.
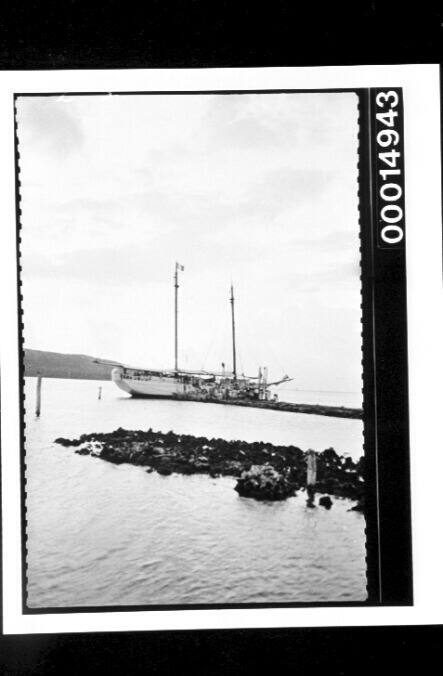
[112,367,194,398]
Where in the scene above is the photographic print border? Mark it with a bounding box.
[12,86,412,615]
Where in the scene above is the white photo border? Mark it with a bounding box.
[1,64,441,634]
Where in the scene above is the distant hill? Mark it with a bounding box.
[24,349,121,380]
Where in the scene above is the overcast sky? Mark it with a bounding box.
[17,92,361,392]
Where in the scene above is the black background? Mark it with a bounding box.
[1,1,442,672]
[0,2,442,70]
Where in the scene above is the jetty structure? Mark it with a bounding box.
[101,264,362,420]
[109,263,291,402]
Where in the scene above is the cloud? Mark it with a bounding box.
[206,111,285,150]
[17,92,362,392]
[16,97,84,158]
[250,167,333,206]
[202,92,358,155]
[22,246,159,286]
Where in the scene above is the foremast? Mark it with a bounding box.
[230,284,237,381]
[174,262,184,374]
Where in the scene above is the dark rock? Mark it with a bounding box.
[322,447,340,465]
[350,499,365,512]
[235,465,296,501]
[157,467,172,476]
[75,448,91,455]
[342,456,354,470]
[55,437,82,447]
[129,450,150,465]
[54,427,364,505]
[319,495,333,509]
[100,446,127,465]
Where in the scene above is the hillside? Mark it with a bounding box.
[24,349,121,380]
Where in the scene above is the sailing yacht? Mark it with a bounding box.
[111,264,291,399]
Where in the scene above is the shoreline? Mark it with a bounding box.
[55,427,365,507]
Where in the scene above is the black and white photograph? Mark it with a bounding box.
[16,90,367,609]
[3,63,442,638]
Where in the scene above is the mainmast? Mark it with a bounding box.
[230,284,237,380]
[174,262,184,373]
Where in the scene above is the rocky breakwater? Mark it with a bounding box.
[54,427,365,507]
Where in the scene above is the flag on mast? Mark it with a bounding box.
[176,262,185,271]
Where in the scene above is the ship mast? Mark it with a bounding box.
[174,262,184,373]
[230,284,237,380]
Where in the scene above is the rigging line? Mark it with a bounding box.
[259,333,286,374]
[237,345,245,377]
[243,339,264,374]
[202,308,230,371]
[200,330,217,371]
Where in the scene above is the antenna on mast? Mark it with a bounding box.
[230,284,237,380]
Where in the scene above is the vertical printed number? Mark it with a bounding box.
[376,91,399,108]
[375,90,404,246]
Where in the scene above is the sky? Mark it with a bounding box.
[17,92,362,393]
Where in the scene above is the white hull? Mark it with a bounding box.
[112,367,194,398]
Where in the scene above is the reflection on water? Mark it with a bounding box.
[25,377,367,607]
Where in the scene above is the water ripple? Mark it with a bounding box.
[24,378,366,607]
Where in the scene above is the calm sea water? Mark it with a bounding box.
[24,377,367,607]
